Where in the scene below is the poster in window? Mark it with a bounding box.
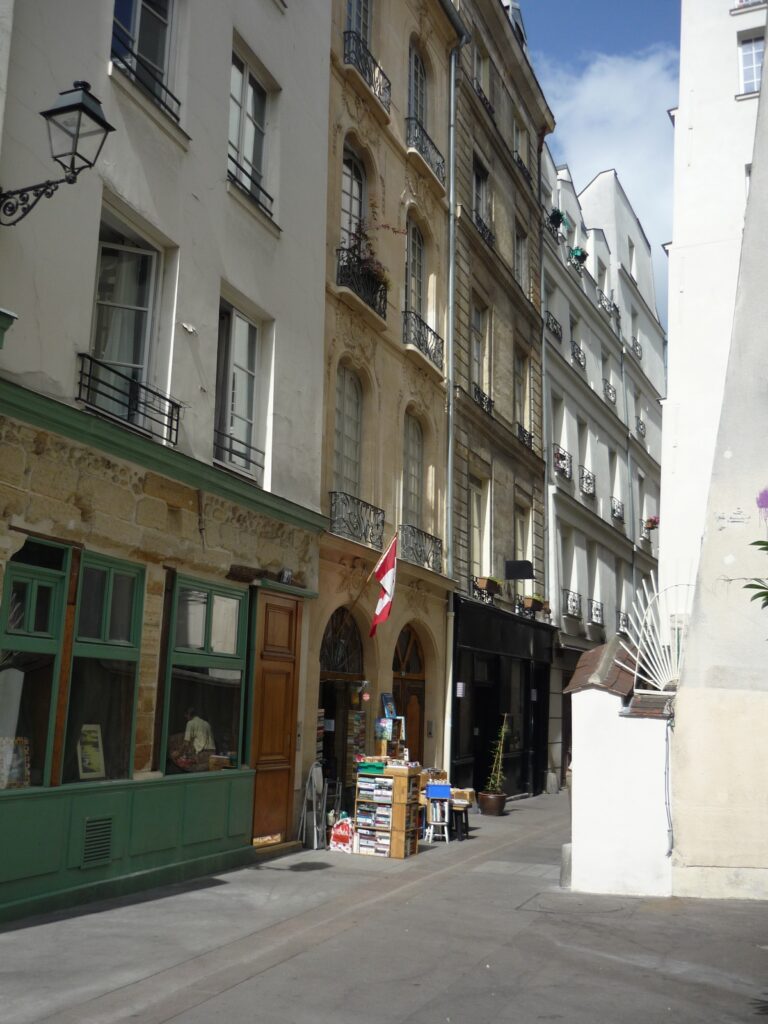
[0,736,30,789]
[381,692,396,718]
[77,724,106,780]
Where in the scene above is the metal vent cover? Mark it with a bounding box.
[81,816,113,868]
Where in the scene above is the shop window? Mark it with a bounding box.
[61,555,144,784]
[163,577,248,774]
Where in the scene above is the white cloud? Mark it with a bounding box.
[536,46,678,325]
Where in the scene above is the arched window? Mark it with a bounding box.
[406,219,425,316]
[334,365,362,495]
[341,149,365,248]
[346,0,372,43]
[403,413,423,527]
[320,607,364,675]
[409,47,427,124]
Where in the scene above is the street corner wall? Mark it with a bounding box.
[571,688,672,897]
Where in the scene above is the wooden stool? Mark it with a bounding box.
[451,804,470,841]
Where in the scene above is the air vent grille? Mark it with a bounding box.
[81,816,113,868]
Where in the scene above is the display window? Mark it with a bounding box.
[163,576,248,774]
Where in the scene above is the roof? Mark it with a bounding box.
[563,634,634,698]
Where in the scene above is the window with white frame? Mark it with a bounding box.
[111,0,179,121]
[627,237,636,277]
[514,503,529,597]
[346,0,372,43]
[214,303,266,482]
[470,298,488,390]
[514,224,528,291]
[469,475,489,579]
[473,157,490,224]
[513,349,528,427]
[402,413,424,528]
[409,45,427,124]
[340,148,365,248]
[740,35,764,94]
[228,53,272,216]
[474,42,490,94]
[334,364,362,495]
[406,219,425,316]
[513,119,527,165]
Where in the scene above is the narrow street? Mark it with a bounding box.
[2,793,766,1024]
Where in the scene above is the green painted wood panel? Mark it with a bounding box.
[129,785,182,855]
[0,796,68,882]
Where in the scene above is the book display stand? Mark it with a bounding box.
[354,764,420,858]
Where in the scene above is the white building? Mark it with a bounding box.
[661,0,766,593]
[541,147,664,786]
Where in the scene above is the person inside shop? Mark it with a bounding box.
[184,707,215,755]
[168,706,215,772]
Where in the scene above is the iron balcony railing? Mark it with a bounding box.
[515,422,533,450]
[473,210,495,248]
[636,416,647,438]
[77,354,180,445]
[587,599,604,626]
[568,249,586,274]
[336,245,388,320]
[472,382,494,416]
[402,310,444,371]
[213,428,265,479]
[596,289,613,315]
[571,340,586,369]
[640,520,651,542]
[562,589,582,618]
[343,31,392,112]
[472,78,495,117]
[472,576,495,605]
[603,379,617,405]
[111,18,181,122]
[514,596,535,620]
[513,150,533,189]
[328,491,384,549]
[399,524,443,574]
[405,117,446,186]
[545,311,563,341]
[579,466,596,496]
[617,610,630,634]
[631,336,643,360]
[611,496,625,522]
[227,155,274,217]
[553,444,572,480]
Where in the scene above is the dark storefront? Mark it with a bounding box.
[451,596,555,797]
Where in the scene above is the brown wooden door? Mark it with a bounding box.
[393,679,425,765]
[250,593,302,845]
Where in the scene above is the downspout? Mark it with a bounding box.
[537,128,548,601]
[0,0,17,160]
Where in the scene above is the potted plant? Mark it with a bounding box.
[548,208,564,228]
[478,713,509,815]
[474,575,502,596]
[569,246,588,265]
[644,515,660,531]
[523,593,544,612]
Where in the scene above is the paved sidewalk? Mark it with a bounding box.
[2,793,767,1024]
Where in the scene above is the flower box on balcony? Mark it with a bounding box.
[523,596,544,612]
[644,516,660,531]
[475,576,502,596]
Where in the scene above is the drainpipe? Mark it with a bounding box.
[537,128,548,601]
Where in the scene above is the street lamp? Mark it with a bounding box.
[0,81,115,227]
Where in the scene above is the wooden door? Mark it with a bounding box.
[250,593,302,845]
[393,679,425,765]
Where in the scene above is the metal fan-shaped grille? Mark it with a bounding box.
[615,572,694,693]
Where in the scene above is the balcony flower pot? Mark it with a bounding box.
[549,208,565,228]
[475,576,502,596]
[478,714,508,816]
[569,247,588,265]
[644,516,659,531]
[523,596,543,612]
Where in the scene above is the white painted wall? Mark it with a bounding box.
[571,688,672,897]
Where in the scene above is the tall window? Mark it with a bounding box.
[513,350,528,426]
[402,414,424,527]
[470,299,488,390]
[346,0,371,42]
[214,303,264,481]
[469,475,488,579]
[111,0,177,119]
[514,225,528,291]
[406,219,425,315]
[514,503,529,597]
[596,259,607,293]
[334,365,362,494]
[741,35,764,94]
[474,43,489,93]
[473,158,489,222]
[627,237,636,277]
[341,149,365,247]
[409,46,427,123]
[228,53,269,211]
[513,119,527,164]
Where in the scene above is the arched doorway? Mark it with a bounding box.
[392,624,425,765]
[319,608,365,802]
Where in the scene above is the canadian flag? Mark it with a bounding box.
[369,535,397,637]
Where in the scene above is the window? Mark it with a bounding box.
[514,504,529,597]
[469,475,489,579]
[513,350,528,426]
[740,35,764,94]
[346,0,371,42]
[164,578,248,774]
[514,225,528,291]
[334,364,362,494]
[596,259,607,293]
[409,46,427,124]
[61,555,144,784]
[402,413,424,528]
[513,120,527,165]
[111,0,179,121]
[406,219,425,316]
[473,158,489,223]
[228,53,272,216]
[214,303,266,482]
[627,237,636,277]
[470,298,488,390]
[569,314,579,343]
[341,149,365,248]
[474,43,490,95]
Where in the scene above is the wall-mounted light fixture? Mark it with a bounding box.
[0,81,115,227]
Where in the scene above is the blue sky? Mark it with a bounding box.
[519,1,680,322]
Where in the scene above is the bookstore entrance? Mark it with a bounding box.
[392,624,425,766]
[318,607,366,807]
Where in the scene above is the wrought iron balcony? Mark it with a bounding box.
[514,596,535,620]
[472,576,495,604]
[336,245,388,320]
[611,496,625,522]
[111,18,181,122]
[603,379,617,405]
[568,248,586,274]
[328,491,384,549]
[587,599,604,626]
[213,428,265,479]
[513,150,533,189]
[515,422,533,450]
[473,210,495,248]
[631,336,643,360]
[616,610,630,635]
[402,310,444,371]
[612,302,622,322]
[571,340,586,369]
[227,155,274,217]
[399,524,443,573]
[543,215,565,244]
[553,444,572,480]
[472,382,494,416]
[343,31,392,113]
[579,466,596,496]
[77,354,180,445]
[596,289,613,315]
[405,117,446,186]
[472,78,495,117]
[545,311,563,341]
[636,416,647,438]
[562,589,582,618]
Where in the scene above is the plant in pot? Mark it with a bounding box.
[475,575,503,596]
[523,592,544,612]
[478,713,509,815]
